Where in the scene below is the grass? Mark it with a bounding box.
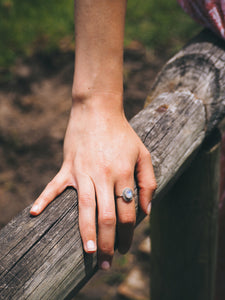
[125,0,201,56]
[0,0,201,71]
[0,0,74,69]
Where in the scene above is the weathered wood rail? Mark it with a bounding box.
[1,29,225,300]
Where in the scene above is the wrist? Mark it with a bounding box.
[72,57,124,99]
[71,91,125,117]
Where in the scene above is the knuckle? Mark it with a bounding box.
[119,212,136,226]
[100,164,112,178]
[150,179,157,191]
[79,194,95,207]
[99,212,116,226]
[79,222,95,236]
[142,150,151,160]
[140,179,157,191]
[118,165,133,179]
[99,243,114,256]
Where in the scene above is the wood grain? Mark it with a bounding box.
[0,91,205,300]
[150,129,220,300]
[0,29,224,299]
[145,29,225,133]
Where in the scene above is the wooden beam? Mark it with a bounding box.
[0,29,225,299]
[0,92,206,300]
[145,29,225,134]
[150,129,221,300]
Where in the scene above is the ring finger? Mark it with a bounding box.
[115,181,136,254]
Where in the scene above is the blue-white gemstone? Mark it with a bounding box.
[122,188,133,202]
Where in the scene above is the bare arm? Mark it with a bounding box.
[73,0,125,98]
[30,0,156,270]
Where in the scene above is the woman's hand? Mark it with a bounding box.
[30,94,156,270]
[31,0,156,270]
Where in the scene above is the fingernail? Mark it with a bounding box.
[101,261,111,271]
[86,240,96,252]
[30,204,39,214]
[147,202,151,215]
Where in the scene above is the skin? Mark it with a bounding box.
[30,0,157,270]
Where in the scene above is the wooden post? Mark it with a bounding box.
[150,129,221,300]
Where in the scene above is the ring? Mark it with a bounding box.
[117,188,133,203]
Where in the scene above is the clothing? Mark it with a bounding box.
[178,0,225,39]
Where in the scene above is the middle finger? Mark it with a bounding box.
[96,183,116,270]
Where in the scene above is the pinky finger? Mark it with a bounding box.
[136,149,157,215]
[30,168,73,216]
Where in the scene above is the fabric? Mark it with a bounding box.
[178,0,225,39]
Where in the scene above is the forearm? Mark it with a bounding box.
[31,0,156,270]
[73,0,127,106]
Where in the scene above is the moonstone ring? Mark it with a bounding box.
[117,188,133,203]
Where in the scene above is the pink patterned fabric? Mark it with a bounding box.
[178,0,225,39]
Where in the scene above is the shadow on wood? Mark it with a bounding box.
[150,129,220,300]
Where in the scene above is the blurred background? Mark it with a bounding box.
[0,0,201,299]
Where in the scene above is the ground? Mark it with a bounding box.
[0,45,167,299]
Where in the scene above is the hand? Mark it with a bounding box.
[30,95,157,270]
